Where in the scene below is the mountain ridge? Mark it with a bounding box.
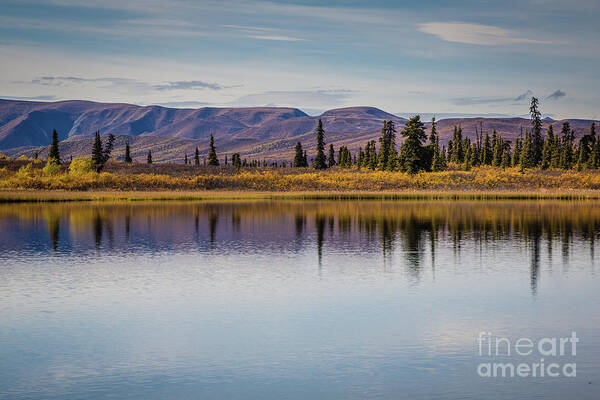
[1,99,597,162]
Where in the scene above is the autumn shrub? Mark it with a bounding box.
[69,157,95,175]
[16,154,42,163]
[42,158,62,176]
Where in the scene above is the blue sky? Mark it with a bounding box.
[0,0,598,118]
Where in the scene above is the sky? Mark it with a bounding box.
[0,0,599,119]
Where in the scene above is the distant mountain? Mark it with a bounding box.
[1,99,597,162]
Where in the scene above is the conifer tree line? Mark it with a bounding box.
[42,98,599,173]
[287,97,600,173]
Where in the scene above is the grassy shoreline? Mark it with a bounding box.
[2,189,600,203]
[3,161,600,202]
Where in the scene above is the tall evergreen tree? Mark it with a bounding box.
[549,126,561,168]
[482,132,492,165]
[520,129,534,168]
[512,138,522,167]
[232,153,241,168]
[492,131,503,167]
[541,125,553,169]
[464,143,472,171]
[501,142,512,169]
[124,141,132,163]
[147,150,152,164]
[429,117,438,145]
[92,131,104,168]
[377,120,397,170]
[577,122,596,169]
[194,147,200,165]
[48,129,61,163]
[590,123,600,169]
[184,154,188,164]
[328,143,336,167]
[529,96,543,165]
[431,127,445,172]
[450,126,464,164]
[294,142,306,167]
[313,119,327,169]
[207,134,219,166]
[398,115,427,174]
[559,121,574,169]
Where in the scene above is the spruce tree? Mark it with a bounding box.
[147,150,153,164]
[529,97,543,166]
[184,154,188,164]
[482,132,492,165]
[294,142,305,167]
[429,117,438,145]
[559,121,574,169]
[313,119,327,169]
[541,125,553,169]
[520,129,534,169]
[194,147,200,165]
[232,153,241,168]
[103,134,115,163]
[431,137,444,172]
[124,141,132,163]
[92,131,104,168]
[207,134,219,166]
[398,115,427,174]
[328,144,336,167]
[450,126,464,164]
[377,120,397,170]
[48,129,61,164]
[501,142,511,169]
[464,144,472,171]
[492,132,503,167]
[512,138,522,167]
[590,123,600,169]
[549,126,561,168]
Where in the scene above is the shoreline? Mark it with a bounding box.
[2,189,600,202]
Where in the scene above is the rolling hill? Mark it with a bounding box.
[1,99,597,163]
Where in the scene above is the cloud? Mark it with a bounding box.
[546,89,566,100]
[153,80,224,91]
[451,90,533,105]
[418,22,555,46]
[221,22,306,42]
[27,76,229,92]
[245,34,306,42]
[1,95,58,101]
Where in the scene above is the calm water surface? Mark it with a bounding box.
[1,200,599,399]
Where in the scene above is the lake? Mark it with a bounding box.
[1,200,599,399]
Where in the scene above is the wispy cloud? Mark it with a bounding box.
[245,34,306,42]
[451,90,533,105]
[0,95,58,101]
[26,76,229,92]
[418,22,557,46]
[222,23,306,42]
[153,80,224,91]
[546,89,566,100]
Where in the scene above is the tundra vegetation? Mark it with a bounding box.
[2,98,600,196]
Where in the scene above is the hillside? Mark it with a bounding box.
[1,99,597,163]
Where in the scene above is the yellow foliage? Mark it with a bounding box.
[1,165,600,193]
[69,157,95,175]
[42,158,62,176]
[16,154,42,163]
